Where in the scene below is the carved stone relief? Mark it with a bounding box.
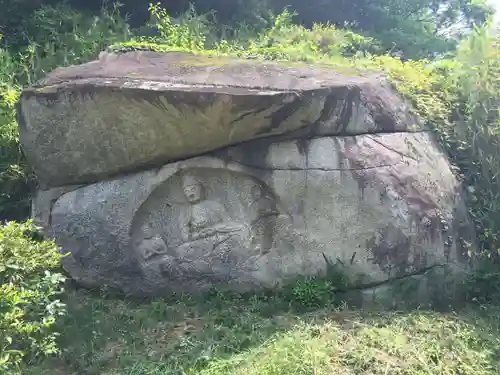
[248,183,294,254]
[40,133,474,297]
[136,222,172,277]
[131,167,295,284]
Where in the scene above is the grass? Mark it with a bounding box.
[23,286,500,375]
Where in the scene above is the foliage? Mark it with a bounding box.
[119,7,380,63]
[0,221,66,374]
[146,2,213,50]
[113,0,495,59]
[284,277,338,308]
[240,9,381,58]
[0,46,31,221]
[447,25,500,301]
[247,0,495,59]
[5,0,492,59]
[0,0,47,46]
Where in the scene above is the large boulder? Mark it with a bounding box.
[18,51,421,188]
[22,51,475,299]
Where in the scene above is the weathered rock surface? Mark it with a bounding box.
[33,131,474,296]
[18,51,421,188]
[22,51,474,298]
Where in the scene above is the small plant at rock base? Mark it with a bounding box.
[0,221,66,374]
[285,276,336,308]
[282,255,352,309]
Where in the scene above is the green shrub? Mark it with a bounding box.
[146,2,213,50]
[122,6,377,62]
[0,46,31,221]
[0,0,47,47]
[0,221,66,374]
[449,26,500,302]
[23,3,131,78]
[284,277,337,309]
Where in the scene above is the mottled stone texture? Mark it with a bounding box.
[22,51,474,297]
[18,51,421,188]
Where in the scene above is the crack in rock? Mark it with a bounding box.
[336,263,446,293]
[226,161,402,172]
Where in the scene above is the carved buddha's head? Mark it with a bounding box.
[182,173,203,204]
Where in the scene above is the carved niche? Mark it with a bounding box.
[130,167,293,282]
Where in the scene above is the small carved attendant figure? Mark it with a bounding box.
[177,173,249,261]
[136,223,175,277]
[137,223,168,261]
[248,184,280,254]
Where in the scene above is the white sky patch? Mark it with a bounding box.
[491,0,500,22]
